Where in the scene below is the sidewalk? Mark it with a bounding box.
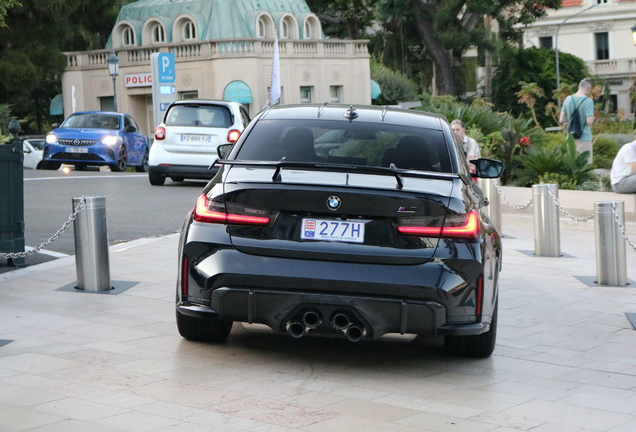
[1,225,636,432]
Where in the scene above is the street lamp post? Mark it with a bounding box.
[555,4,599,108]
[107,52,120,112]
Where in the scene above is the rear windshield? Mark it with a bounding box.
[165,104,232,128]
[236,119,452,173]
[63,114,120,130]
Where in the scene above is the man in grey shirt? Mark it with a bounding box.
[559,78,595,164]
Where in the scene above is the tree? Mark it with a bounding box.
[0,0,19,27]
[516,81,544,128]
[305,0,372,39]
[492,46,588,126]
[0,0,131,134]
[369,0,562,96]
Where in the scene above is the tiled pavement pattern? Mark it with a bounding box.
[1,225,636,432]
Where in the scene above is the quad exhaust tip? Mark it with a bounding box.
[302,310,322,329]
[287,321,306,338]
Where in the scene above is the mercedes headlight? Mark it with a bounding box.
[46,134,57,144]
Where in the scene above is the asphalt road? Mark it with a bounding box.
[21,168,207,256]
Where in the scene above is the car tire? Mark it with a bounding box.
[43,161,62,170]
[176,310,233,342]
[110,146,128,172]
[148,169,165,186]
[444,300,498,358]
[135,150,149,173]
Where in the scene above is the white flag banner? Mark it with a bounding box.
[269,35,281,106]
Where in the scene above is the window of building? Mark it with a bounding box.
[329,86,341,103]
[597,0,607,4]
[100,96,115,112]
[152,23,165,43]
[183,21,196,40]
[179,91,199,99]
[300,86,313,103]
[595,32,609,60]
[539,36,553,50]
[258,17,266,38]
[122,26,135,46]
[282,20,289,39]
[304,21,312,39]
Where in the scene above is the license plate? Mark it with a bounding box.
[66,147,88,153]
[301,219,366,243]
[181,135,211,143]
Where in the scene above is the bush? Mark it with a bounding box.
[370,61,420,105]
[538,173,577,190]
[592,136,618,169]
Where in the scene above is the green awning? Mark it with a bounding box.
[50,94,64,115]
[223,81,252,104]
[370,80,381,100]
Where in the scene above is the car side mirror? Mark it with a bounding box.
[470,158,504,178]
[217,143,233,159]
[52,123,60,129]
[125,125,137,133]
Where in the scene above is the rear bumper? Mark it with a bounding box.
[176,289,489,339]
[149,164,219,180]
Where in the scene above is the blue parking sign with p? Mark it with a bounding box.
[158,53,175,83]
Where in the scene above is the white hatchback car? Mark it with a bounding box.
[149,100,250,185]
[22,137,46,170]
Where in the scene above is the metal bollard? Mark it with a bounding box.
[532,184,560,257]
[72,196,111,291]
[481,178,501,233]
[594,201,627,286]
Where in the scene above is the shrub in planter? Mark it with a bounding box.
[538,173,577,190]
[592,136,619,169]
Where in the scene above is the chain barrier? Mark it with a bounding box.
[0,196,86,260]
[494,182,635,251]
[493,180,533,210]
[612,202,636,252]
[544,184,596,222]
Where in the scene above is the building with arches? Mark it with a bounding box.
[62,0,371,136]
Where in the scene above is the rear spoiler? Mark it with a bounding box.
[212,159,459,190]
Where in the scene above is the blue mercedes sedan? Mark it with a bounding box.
[43,111,149,172]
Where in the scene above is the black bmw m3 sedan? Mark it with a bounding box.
[175,104,504,357]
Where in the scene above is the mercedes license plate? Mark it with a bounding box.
[66,147,88,153]
[181,135,211,143]
[301,219,365,243]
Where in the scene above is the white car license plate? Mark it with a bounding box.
[66,147,88,153]
[181,135,211,143]
[301,219,365,243]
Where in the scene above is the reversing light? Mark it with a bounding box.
[193,194,270,225]
[155,126,166,140]
[227,129,241,143]
[398,210,480,239]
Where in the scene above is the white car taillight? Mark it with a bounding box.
[155,126,166,140]
[227,129,241,143]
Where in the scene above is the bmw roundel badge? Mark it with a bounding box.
[327,195,341,211]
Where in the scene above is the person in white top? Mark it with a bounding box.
[610,141,636,194]
[450,119,481,170]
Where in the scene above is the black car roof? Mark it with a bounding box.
[259,104,446,130]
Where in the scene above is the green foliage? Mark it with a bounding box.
[599,134,636,147]
[491,46,589,127]
[513,135,595,187]
[419,96,503,135]
[370,60,420,105]
[592,136,619,170]
[576,176,611,192]
[0,0,19,28]
[538,173,577,190]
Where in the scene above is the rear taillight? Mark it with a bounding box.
[227,129,241,143]
[193,193,271,225]
[155,126,166,140]
[397,210,480,239]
